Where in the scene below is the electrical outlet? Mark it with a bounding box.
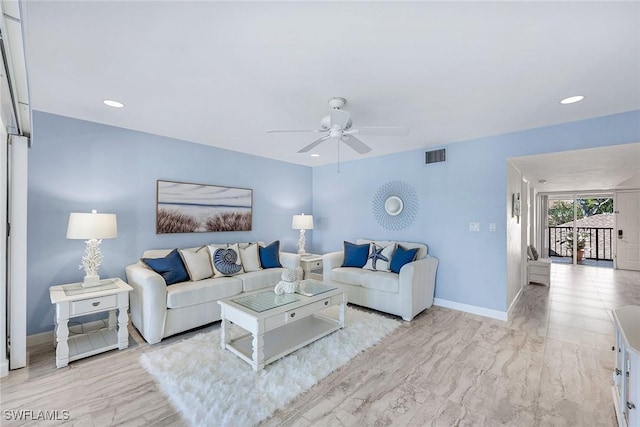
[489,223,496,232]
[469,222,480,232]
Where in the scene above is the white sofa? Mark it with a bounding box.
[125,243,300,344]
[322,239,438,321]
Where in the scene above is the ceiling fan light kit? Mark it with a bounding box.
[267,97,409,156]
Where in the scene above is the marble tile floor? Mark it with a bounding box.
[1,263,638,426]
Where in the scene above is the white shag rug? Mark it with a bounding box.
[140,306,400,427]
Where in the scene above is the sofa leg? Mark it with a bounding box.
[402,316,413,321]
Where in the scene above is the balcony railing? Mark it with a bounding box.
[548,226,613,261]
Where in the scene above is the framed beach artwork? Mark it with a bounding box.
[512,192,521,223]
[156,180,252,233]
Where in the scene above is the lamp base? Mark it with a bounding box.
[297,229,307,255]
[82,274,102,288]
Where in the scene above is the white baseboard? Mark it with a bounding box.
[1,358,8,377]
[507,286,524,317]
[433,298,508,321]
[27,330,53,347]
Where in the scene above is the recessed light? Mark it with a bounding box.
[310,153,320,157]
[560,95,584,105]
[103,99,124,108]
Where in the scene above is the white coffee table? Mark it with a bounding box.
[218,281,345,371]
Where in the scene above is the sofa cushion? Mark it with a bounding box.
[330,267,368,286]
[259,241,283,268]
[179,247,213,281]
[211,243,245,277]
[142,249,189,285]
[342,241,370,268]
[361,271,400,293]
[240,268,284,292]
[240,243,262,272]
[166,277,243,309]
[363,243,395,272]
[390,245,419,274]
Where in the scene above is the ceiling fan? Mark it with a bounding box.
[267,97,409,154]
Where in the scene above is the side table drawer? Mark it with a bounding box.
[529,273,550,285]
[285,297,331,323]
[307,260,322,269]
[529,265,550,275]
[71,294,118,316]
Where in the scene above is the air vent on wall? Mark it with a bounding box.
[425,148,446,164]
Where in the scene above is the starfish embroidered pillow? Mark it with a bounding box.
[363,243,396,272]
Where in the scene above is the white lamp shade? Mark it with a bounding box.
[66,212,118,239]
[292,214,314,230]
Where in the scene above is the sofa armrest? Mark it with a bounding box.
[124,262,168,344]
[322,251,344,278]
[397,255,439,320]
[279,252,301,270]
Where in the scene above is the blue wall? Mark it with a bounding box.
[312,111,640,312]
[27,112,312,335]
[27,110,640,335]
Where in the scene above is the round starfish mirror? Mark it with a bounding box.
[384,196,404,216]
[372,181,419,230]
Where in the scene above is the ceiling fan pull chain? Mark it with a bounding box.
[337,139,341,173]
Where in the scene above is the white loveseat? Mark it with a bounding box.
[322,239,438,321]
[125,243,300,344]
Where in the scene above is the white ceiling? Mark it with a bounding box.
[510,143,640,193]
[21,1,640,167]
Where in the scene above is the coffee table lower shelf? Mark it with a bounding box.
[226,314,339,368]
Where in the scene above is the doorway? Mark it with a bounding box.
[616,191,640,271]
[546,194,614,268]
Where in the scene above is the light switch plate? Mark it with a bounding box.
[469,222,480,232]
[489,223,496,232]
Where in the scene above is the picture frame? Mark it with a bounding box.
[156,180,252,233]
[512,192,521,222]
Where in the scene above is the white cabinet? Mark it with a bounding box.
[527,258,551,286]
[613,305,640,427]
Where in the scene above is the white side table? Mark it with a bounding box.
[49,278,132,368]
[300,254,323,280]
[527,258,551,286]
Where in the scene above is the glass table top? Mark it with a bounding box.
[296,280,337,297]
[231,291,299,312]
[63,279,119,296]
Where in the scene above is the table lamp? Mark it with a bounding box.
[66,210,118,287]
[292,213,313,255]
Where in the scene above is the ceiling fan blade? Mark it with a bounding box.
[341,135,371,154]
[330,109,351,129]
[266,129,324,133]
[297,136,329,153]
[349,127,409,137]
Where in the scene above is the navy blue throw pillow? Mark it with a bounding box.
[341,241,370,268]
[390,245,419,274]
[259,241,282,269]
[142,249,189,285]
